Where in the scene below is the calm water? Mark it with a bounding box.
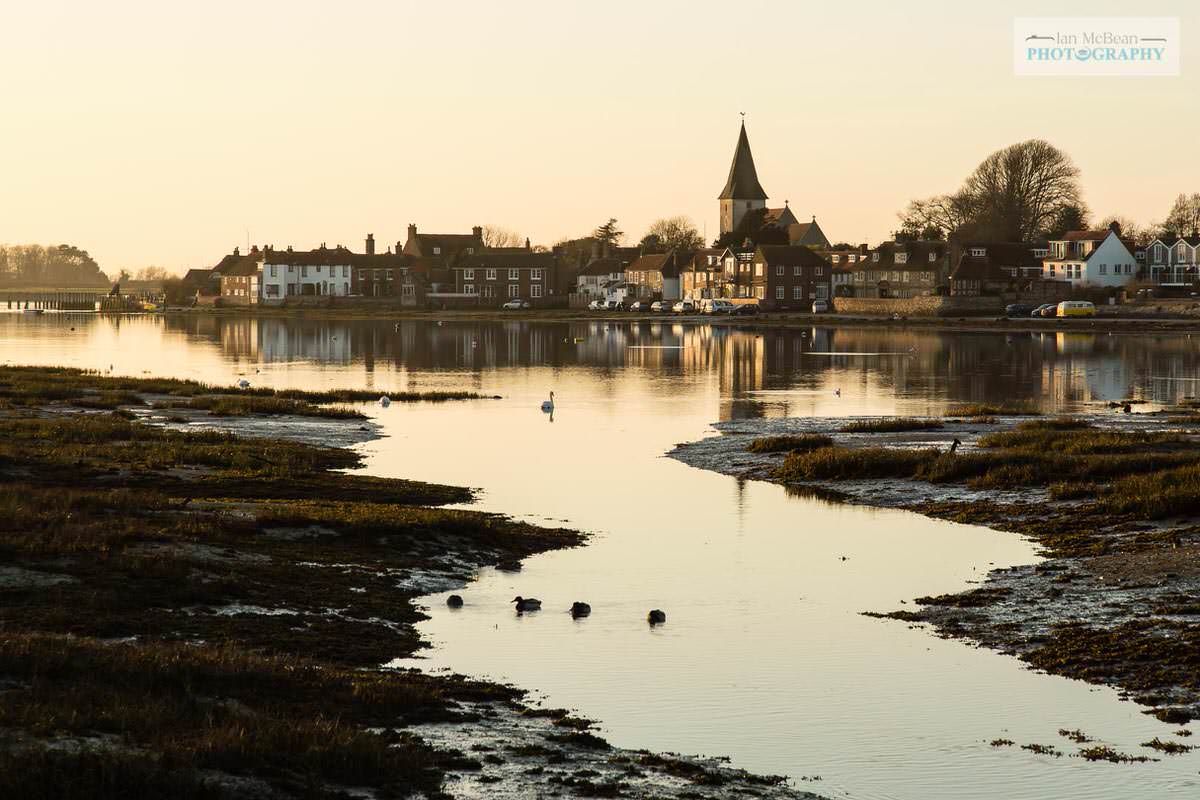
[4,312,1199,799]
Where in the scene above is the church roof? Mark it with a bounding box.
[718,122,768,201]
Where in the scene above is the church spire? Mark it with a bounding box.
[718,121,768,201]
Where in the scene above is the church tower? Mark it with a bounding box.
[718,121,768,235]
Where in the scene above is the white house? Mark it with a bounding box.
[1145,235,1200,284]
[261,245,354,303]
[1040,224,1137,288]
[575,256,625,299]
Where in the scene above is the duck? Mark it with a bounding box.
[570,601,591,618]
[512,596,541,612]
[237,378,250,390]
[541,392,555,412]
[379,395,391,408]
[647,609,666,625]
[949,437,962,455]
[446,594,464,608]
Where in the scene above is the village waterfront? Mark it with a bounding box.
[4,310,1200,799]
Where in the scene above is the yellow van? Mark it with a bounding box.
[1056,301,1096,318]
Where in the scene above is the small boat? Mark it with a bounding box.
[22,308,45,315]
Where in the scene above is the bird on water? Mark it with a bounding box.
[541,392,555,412]
[512,596,542,612]
[647,609,666,625]
[446,594,463,608]
[570,601,591,618]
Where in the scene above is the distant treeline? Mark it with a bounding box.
[0,244,109,288]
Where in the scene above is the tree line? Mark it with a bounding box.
[898,139,1199,244]
[0,244,109,287]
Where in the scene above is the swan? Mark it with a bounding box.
[379,395,391,408]
[237,378,250,390]
[512,596,541,612]
[570,601,591,618]
[446,594,464,608]
[541,392,555,412]
[834,388,841,397]
[647,609,666,625]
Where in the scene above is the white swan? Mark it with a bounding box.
[237,378,250,390]
[541,392,555,412]
[379,395,391,408]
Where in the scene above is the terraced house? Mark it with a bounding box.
[261,244,355,300]
[453,249,559,306]
[1145,233,1200,285]
[948,243,1044,297]
[849,239,949,298]
[626,251,686,301]
[749,245,832,310]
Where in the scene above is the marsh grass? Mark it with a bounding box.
[944,402,1042,417]
[181,395,364,419]
[746,434,833,454]
[838,417,943,433]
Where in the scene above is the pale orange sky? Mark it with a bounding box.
[1,1,1196,274]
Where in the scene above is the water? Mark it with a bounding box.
[3,312,1198,799]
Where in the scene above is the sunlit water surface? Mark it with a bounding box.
[4,312,1198,799]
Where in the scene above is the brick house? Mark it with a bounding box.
[627,250,690,301]
[680,248,725,300]
[949,243,1043,297]
[750,245,832,310]
[454,250,559,306]
[217,248,264,306]
[402,224,484,292]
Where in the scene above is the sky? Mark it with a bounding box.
[1,1,1197,274]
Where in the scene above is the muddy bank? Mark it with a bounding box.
[670,410,1200,727]
[0,366,822,799]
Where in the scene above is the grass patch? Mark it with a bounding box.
[181,395,364,419]
[746,434,833,454]
[944,402,1042,417]
[838,417,943,433]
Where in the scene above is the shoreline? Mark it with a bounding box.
[670,410,1200,737]
[0,366,821,799]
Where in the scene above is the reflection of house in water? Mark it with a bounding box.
[258,321,353,364]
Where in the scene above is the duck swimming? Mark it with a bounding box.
[570,601,591,618]
[647,609,666,625]
[446,594,463,608]
[512,596,541,612]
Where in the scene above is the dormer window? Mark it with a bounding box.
[848,255,857,263]
[872,252,880,262]
[831,255,841,263]
[969,247,986,257]
[928,251,937,262]
[895,253,908,264]
[432,246,442,255]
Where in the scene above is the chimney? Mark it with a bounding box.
[472,225,483,240]
[407,223,417,241]
[233,246,240,256]
[525,237,531,251]
[365,233,375,255]
[590,240,600,260]
[1108,220,1122,235]
[396,240,403,254]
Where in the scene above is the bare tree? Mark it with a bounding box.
[642,216,703,253]
[135,266,171,281]
[481,225,526,249]
[1098,215,1151,244]
[1161,193,1200,236]
[898,140,1083,242]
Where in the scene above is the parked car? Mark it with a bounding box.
[1005,303,1035,317]
[811,300,829,313]
[628,300,651,312]
[1030,304,1054,318]
[671,299,696,313]
[587,299,604,311]
[702,299,736,315]
[1039,304,1059,317]
[732,303,759,316]
[501,299,530,310]
[1057,300,1096,318]
[604,300,622,310]
[650,300,669,312]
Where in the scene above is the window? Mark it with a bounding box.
[872,252,880,262]
[402,284,414,297]
[265,284,279,297]
[301,266,308,278]
[1098,264,1107,275]
[508,284,520,297]
[463,284,475,294]
[288,264,295,273]
[895,253,908,264]
[754,286,765,299]
[969,247,986,257]
[486,269,496,280]
[269,265,277,277]
[793,286,802,300]
[342,265,349,277]
[928,251,937,262]
[848,255,857,263]
[531,284,543,298]
[482,285,494,298]
[385,270,393,280]
[831,255,841,264]
[509,269,520,280]
[775,286,784,300]
[755,263,763,277]
[775,265,784,276]
[793,265,802,277]
[464,269,475,280]
[432,246,441,255]
[531,269,543,281]
[816,285,829,300]
[903,272,910,282]
[815,266,823,276]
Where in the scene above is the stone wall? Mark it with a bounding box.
[832,296,1004,317]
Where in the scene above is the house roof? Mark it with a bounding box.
[220,258,261,277]
[578,257,625,276]
[681,248,724,272]
[627,250,691,279]
[788,219,830,248]
[951,244,1038,282]
[181,268,216,284]
[755,245,830,267]
[763,206,799,228]
[865,240,947,269]
[1061,229,1111,242]
[718,122,768,201]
